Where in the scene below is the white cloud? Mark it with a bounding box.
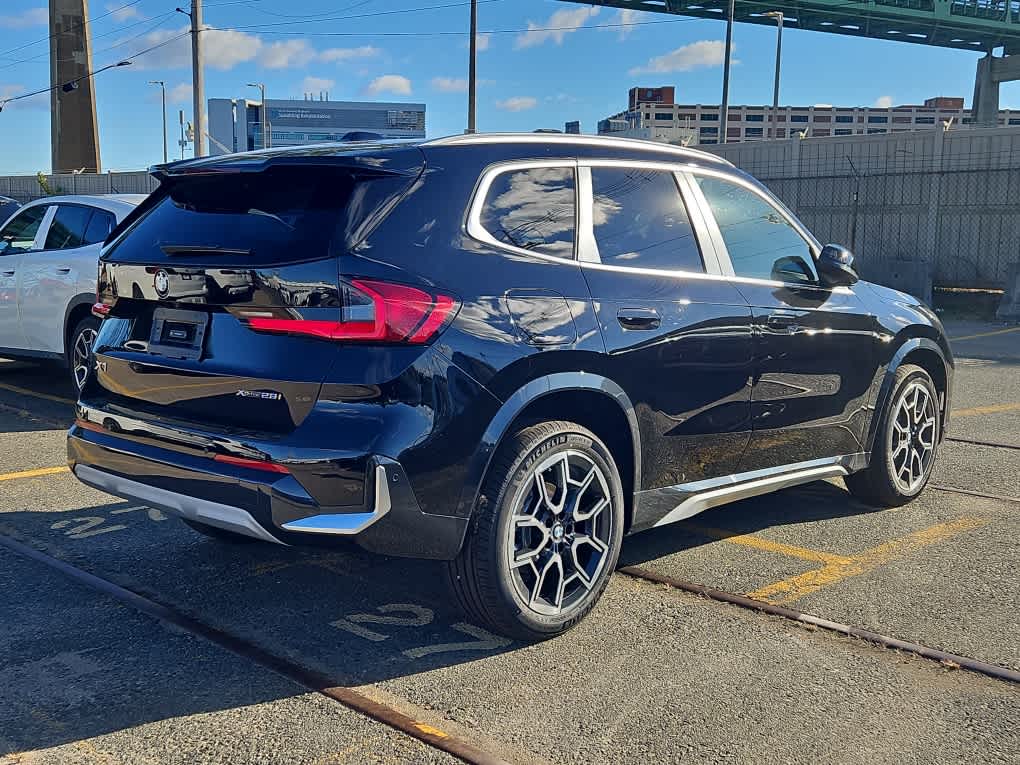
[629,40,729,75]
[319,45,380,63]
[497,96,537,112]
[365,74,411,96]
[475,32,491,52]
[302,76,335,94]
[167,82,192,104]
[106,3,142,22]
[874,95,894,108]
[261,39,315,69]
[515,6,598,49]
[431,77,468,93]
[135,28,320,71]
[0,8,47,29]
[613,9,641,39]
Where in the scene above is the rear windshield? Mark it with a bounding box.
[106,166,367,265]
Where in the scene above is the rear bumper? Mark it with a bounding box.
[67,425,469,559]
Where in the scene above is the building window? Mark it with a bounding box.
[655,112,674,121]
[745,127,764,137]
[868,115,889,123]
[701,113,719,121]
[835,129,854,136]
[776,128,787,138]
[867,128,887,134]
[915,116,936,124]
[727,127,741,137]
[776,114,787,122]
[745,114,764,122]
[892,116,913,124]
[700,139,718,144]
[812,129,831,137]
[1010,118,1020,125]
[835,115,854,123]
[813,115,832,123]
[790,114,809,123]
[699,126,719,136]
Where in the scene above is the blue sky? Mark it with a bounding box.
[1,0,1018,173]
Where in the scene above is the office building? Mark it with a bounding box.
[208,96,426,155]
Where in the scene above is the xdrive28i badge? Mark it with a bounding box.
[153,269,171,299]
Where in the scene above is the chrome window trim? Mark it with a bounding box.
[465,159,580,262]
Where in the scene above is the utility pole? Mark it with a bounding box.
[149,80,167,162]
[467,0,477,133]
[190,0,206,156]
[764,11,784,140]
[719,0,735,145]
[179,109,186,160]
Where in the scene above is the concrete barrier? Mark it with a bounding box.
[863,258,933,306]
[996,263,1020,321]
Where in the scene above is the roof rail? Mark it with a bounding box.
[423,132,732,166]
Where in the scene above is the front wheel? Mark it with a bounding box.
[845,364,941,507]
[68,316,100,391]
[446,421,625,641]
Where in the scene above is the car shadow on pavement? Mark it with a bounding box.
[619,479,880,567]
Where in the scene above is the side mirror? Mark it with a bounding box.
[817,244,859,288]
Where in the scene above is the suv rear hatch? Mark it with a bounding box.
[86,145,426,434]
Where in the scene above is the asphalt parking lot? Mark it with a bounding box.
[1,319,1017,764]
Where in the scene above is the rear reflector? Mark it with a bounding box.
[213,454,291,474]
[91,302,111,319]
[75,418,106,434]
[239,278,458,344]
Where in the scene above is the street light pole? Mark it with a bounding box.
[764,11,784,140]
[247,82,267,149]
[467,0,478,133]
[719,0,736,145]
[149,80,168,162]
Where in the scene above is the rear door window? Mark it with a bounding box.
[0,205,48,254]
[82,210,116,245]
[590,167,703,272]
[479,166,576,259]
[44,205,94,250]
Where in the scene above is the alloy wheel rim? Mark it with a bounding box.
[505,449,614,616]
[73,328,97,390]
[888,380,937,494]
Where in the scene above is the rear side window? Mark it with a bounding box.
[83,210,116,245]
[0,205,47,253]
[590,167,703,272]
[106,166,368,265]
[44,205,94,250]
[479,166,575,259]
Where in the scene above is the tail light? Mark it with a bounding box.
[235,279,459,344]
[93,265,116,318]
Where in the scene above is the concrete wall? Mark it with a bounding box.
[706,126,1020,290]
[0,172,158,204]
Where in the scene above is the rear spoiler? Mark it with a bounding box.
[103,145,426,252]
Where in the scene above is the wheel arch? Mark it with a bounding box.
[63,294,96,360]
[866,337,952,453]
[455,373,642,532]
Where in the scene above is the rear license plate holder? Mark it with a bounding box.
[148,307,209,361]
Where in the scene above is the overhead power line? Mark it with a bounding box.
[0,0,148,60]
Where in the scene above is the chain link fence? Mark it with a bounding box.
[706,126,1020,290]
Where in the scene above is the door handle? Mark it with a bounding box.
[767,313,801,335]
[617,308,661,331]
[1,270,14,277]
[56,267,72,274]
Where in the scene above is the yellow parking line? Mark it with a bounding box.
[952,401,1020,418]
[0,466,70,482]
[950,326,1020,342]
[747,517,988,605]
[680,522,850,565]
[0,382,76,407]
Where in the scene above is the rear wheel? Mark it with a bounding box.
[845,364,940,507]
[68,316,100,391]
[447,421,624,641]
[182,518,260,543]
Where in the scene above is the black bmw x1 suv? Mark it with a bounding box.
[69,134,953,640]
